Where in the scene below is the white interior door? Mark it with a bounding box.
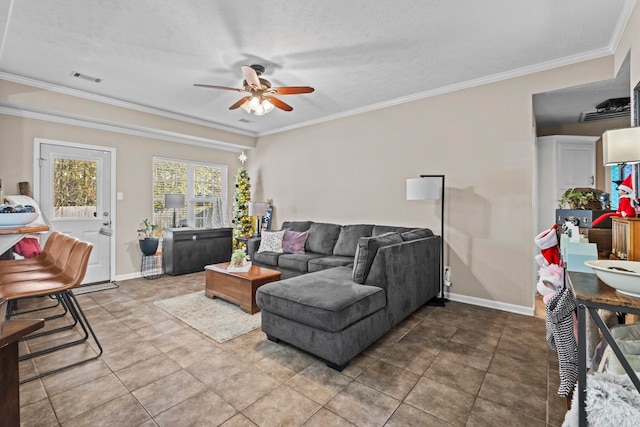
[39,142,112,284]
[557,141,596,192]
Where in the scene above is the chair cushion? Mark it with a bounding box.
[282,229,309,254]
[252,251,281,267]
[333,224,374,257]
[306,223,341,255]
[352,232,403,284]
[278,253,325,273]
[308,255,354,272]
[256,267,386,332]
[257,230,285,253]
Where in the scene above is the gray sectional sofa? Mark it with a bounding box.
[250,221,441,370]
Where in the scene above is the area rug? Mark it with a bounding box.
[154,291,261,343]
[72,282,119,295]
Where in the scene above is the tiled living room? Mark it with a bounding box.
[15,273,566,426]
[3,1,640,427]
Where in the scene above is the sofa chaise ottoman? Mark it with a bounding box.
[255,228,440,370]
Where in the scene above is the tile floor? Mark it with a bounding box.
[15,273,568,426]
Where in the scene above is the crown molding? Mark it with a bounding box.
[609,0,637,52]
[0,72,257,137]
[0,37,625,140]
[259,47,615,136]
[0,101,252,153]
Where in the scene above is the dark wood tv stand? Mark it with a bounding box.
[163,228,232,275]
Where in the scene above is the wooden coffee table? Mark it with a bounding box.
[204,263,281,314]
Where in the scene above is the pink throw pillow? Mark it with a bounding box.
[282,229,309,254]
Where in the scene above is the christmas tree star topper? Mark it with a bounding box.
[238,152,247,165]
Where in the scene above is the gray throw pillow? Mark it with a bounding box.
[306,223,341,255]
[352,232,403,284]
[333,224,374,257]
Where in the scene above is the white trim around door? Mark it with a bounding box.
[33,138,117,282]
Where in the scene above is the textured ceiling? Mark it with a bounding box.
[0,0,633,136]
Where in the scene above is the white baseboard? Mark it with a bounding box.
[115,272,141,282]
[110,273,535,316]
[447,292,534,316]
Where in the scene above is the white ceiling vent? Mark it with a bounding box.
[579,97,630,122]
[238,118,254,123]
[71,71,101,83]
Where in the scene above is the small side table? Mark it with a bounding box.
[141,253,164,279]
[1,319,45,427]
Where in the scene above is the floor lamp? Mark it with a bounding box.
[407,174,446,306]
[248,202,268,237]
[164,194,185,228]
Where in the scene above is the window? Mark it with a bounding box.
[610,164,633,210]
[152,157,228,229]
[53,157,98,218]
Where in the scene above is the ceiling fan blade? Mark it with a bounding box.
[194,84,245,92]
[267,96,293,112]
[272,86,315,95]
[241,65,261,89]
[229,96,251,110]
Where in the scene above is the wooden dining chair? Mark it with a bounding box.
[0,240,102,383]
[0,235,79,284]
[0,231,64,272]
[1,233,77,319]
[0,232,71,275]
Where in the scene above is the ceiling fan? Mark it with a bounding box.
[194,64,314,116]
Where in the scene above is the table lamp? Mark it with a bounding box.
[165,194,185,228]
[248,202,268,237]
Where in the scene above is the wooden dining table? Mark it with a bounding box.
[1,319,45,427]
[0,224,50,256]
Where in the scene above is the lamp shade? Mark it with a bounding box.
[406,178,441,200]
[248,202,268,216]
[164,194,185,209]
[603,127,640,166]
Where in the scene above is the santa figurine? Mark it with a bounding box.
[591,174,637,227]
[535,224,560,267]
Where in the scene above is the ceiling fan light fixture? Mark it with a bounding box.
[195,64,313,115]
[262,98,274,113]
[248,96,261,110]
[240,101,252,113]
[254,104,266,116]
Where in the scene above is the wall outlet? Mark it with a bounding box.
[444,265,452,287]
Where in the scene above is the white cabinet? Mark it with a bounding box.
[536,135,598,229]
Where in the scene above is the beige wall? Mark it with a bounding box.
[0,83,255,276]
[250,55,621,311]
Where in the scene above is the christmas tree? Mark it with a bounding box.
[232,152,254,248]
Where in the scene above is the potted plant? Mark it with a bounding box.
[137,218,159,255]
[228,247,251,272]
[558,188,603,210]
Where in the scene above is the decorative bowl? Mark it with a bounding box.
[0,212,39,227]
[584,260,640,298]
